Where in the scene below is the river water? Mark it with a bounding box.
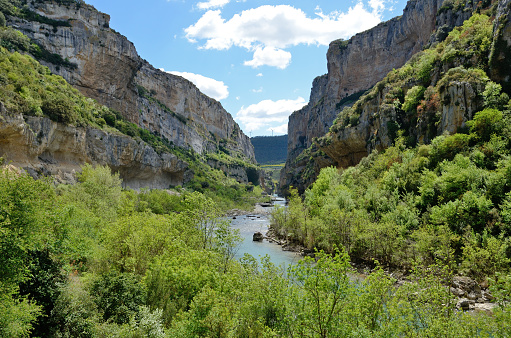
[231,198,301,269]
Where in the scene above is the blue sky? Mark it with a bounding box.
[85,0,409,136]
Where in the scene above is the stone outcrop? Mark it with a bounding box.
[6,0,255,163]
[0,111,191,189]
[281,0,489,194]
[490,0,511,92]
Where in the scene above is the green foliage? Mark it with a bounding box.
[483,81,510,110]
[41,91,77,123]
[0,163,509,335]
[0,170,56,337]
[461,233,510,280]
[286,249,353,337]
[0,169,55,291]
[402,85,426,113]
[273,109,511,278]
[0,47,99,124]
[0,293,41,338]
[72,163,122,221]
[18,250,66,337]
[467,108,504,142]
[145,251,222,326]
[91,272,146,325]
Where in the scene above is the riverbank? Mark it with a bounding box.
[264,224,497,314]
[231,200,498,313]
[225,202,274,217]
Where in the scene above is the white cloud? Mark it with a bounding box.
[252,87,263,93]
[236,97,306,132]
[244,46,291,69]
[197,0,230,10]
[161,69,229,101]
[185,3,385,68]
[256,73,263,77]
[272,123,288,135]
[369,0,385,12]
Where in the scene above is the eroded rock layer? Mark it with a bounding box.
[0,108,191,189]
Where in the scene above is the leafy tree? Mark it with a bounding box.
[69,164,122,221]
[468,108,505,143]
[18,250,66,337]
[483,81,509,110]
[91,272,146,325]
[0,170,55,336]
[183,191,224,250]
[286,249,353,337]
[99,212,183,275]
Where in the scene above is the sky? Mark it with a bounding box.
[85,0,409,136]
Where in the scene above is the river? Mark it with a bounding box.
[231,198,301,269]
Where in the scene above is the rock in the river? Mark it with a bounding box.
[456,298,473,311]
[253,232,264,242]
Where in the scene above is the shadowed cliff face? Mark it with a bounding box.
[7,0,255,161]
[490,0,511,92]
[0,108,191,189]
[280,0,489,194]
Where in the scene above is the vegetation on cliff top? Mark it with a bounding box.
[250,135,288,164]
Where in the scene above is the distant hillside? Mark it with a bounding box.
[250,135,288,164]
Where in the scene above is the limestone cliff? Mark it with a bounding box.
[281,0,489,194]
[5,0,255,162]
[490,0,511,92]
[0,105,191,189]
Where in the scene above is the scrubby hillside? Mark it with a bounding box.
[250,135,288,164]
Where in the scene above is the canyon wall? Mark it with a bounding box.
[6,0,255,161]
[281,0,483,194]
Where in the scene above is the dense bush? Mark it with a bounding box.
[273,105,511,279]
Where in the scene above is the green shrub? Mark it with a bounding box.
[483,82,509,110]
[429,133,471,166]
[402,85,426,113]
[468,108,504,142]
[41,93,77,123]
[91,272,146,325]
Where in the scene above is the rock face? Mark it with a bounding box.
[285,0,446,166]
[490,0,511,92]
[0,111,191,189]
[281,0,485,194]
[6,0,255,162]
